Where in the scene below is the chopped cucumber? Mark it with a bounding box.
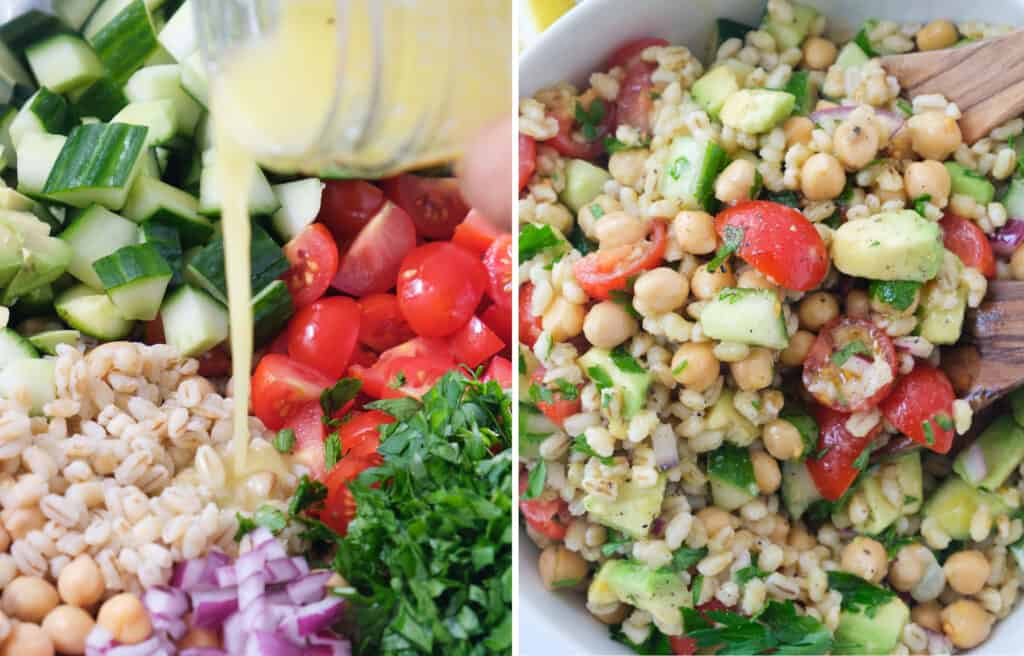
[160,284,228,357]
[781,70,815,116]
[700,287,789,349]
[69,77,129,121]
[0,222,22,288]
[27,329,81,355]
[692,66,741,119]
[0,358,56,414]
[25,35,103,94]
[252,280,294,347]
[179,51,208,107]
[706,388,757,447]
[111,99,176,146]
[139,218,183,285]
[0,106,16,168]
[659,135,728,211]
[54,283,134,340]
[270,178,324,242]
[584,474,666,539]
[198,148,279,217]
[708,444,759,511]
[59,204,139,289]
[9,88,71,150]
[0,327,39,369]
[953,415,1024,491]
[184,224,288,305]
[0,10,71,57]
[92,243,172,320]
[945,162,995,205]
[578,346,651,419]
[157,0,195,63]
[835,42,870,69]
[87,0,160,84]
[560,159,611,213]
[42,122,148,209]
[57,0,103,30]
[720,89,795,134]
[0,208,51,238]
[762,2,817,50]
[781,460,822,520]
[1001,177,1024,220]
[123,64,201,135]
[122,175,211,246]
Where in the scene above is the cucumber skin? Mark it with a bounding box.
[72,78,129,121]
[185,225,289,305]
[88,0,158,85]
[43,122,148,206]
[252,280,294,346]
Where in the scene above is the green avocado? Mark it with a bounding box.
[578,346,651,419]
[833,595,910,655]
[917,253,967,345]
[719,89,795,134]
[923,477,1009,540]
[855,452,923,535]
[560,159,611,213]
[831,210,944,282]
[584,474,666,540]
[692,66,741,119]
[589,559,689,634]
[953,415,1024,491]
[705,388,758,447]
[707,444,759,511]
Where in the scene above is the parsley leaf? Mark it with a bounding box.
[388,372,406,389]
[601,530,632,557]
[672,359,688,376]
[671,546,708,572]
[610,624,673,654]
[320,378,361,423]
[324,431,341,470]
[683,600,833,654]
[288,475,327,516]
[528,382,554,405]
[575,99,606,141]
[763,190,801,208]
[523,461,546,499]
[519,223,565,263]
[590,203,605,219]
[934,413,953,431]
[852,443,873,470]
[779,410,818,460]
[571,436,615,465]
[735,565,769,584]
[610,346,646,374]
[706,224,744,272]
[913,193,932,217]
[587,365,614,389]
[869,280,922,312]
[234,513,256,541]
[874,524,915,558]
[609,289,641,319]
[254,505,287,533]
[922,420,936,445]
[567,222,598,255]
[603,136,649,154]
[554,378,579,400]
[692,574,704,606]
[364,397,423,421]
[273,428,295,454]
[828,571,895,617]
[831,340,870,366]
[896,98,913,116]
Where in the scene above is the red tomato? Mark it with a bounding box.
[519,134,537,190]
[573,220,668,300]
[530,369,581,426]
[481,302,513,347]
[317,180,385,242]
[321,454,377,535]
[357,293,415,353]
[452,209,501,255]
[144,318,164,344]
[251,354,333,430]
[519,495,571,541]
[806,406,880,501]
[448,316,505,368]
[380,175,469,240]
[339,410,394,459]
[606,38,669,69]
[286,297,361,380]
[197,347,232,378]
[880,364,956,454]
[351,354,454,400]
[802,317,898,413]
[483,356,513,387]
[518,283,544,347]
[281,224,340,309]
[941,213,996,278]
[715,201,829,291]
[669,637,697,656]
[617,57,657,134]
[396,242,488,337]
[483,234,513,309]
[546,108,615,161]
[350,343,378,368]
[287,400,329,479]
[332,202,416,296]
[268,331,290,355]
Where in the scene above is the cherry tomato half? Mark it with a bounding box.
[351,354,454,400]
[519,469,571,541]
[715,201,829,291]
[381,175,470,240]
[669,636,697,656]
[519,133,537,191]
[802,317,897,413]
[286,296,361,380]
[483,356,513,388]
[452,209,502,256]
[483,233,513,309]
[448,316,505,368]
[573,220,668,300]
[941,213,996,278]
[616,55,657,134]
[317,180,385,243]
[546,107,616,161]
[481,302,513,348]
[339,410,394,459]
[357,293,415,353]
[397,241,488,337]
[322,454,378,535]
[518,282,544,347]
[880,364,956,454]
[282,224,340,309]
[287,400,328,480]
[806,405,880,501]
[530,368,581,426]
[606,37,669,70]
[331,202,417,297]
[251,354,333,430]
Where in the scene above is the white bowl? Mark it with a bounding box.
[518,1,1024,653]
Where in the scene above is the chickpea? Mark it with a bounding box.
[770,515,791,544]
[912,601,943,632]
[0,526,9,553]
[904,160,951,208]
[595,211,646,248]
[633,267,689,315]
[609,149,649,188]
[801,153,846,200]
[889,544,926,592]
[730,347,774,392]
[944,550,991,595]
[542,297,585,342]
[578,196,616,240]
[889,126,915,161]
[751,451,781,494]
[2,508,45,540]
[536,202,574,235]
[737,269,776,291]
[583,301,639,349]
[941,599,994,649]
[783,116,814,147]
[592,603,629,625]
[779,330,814,368]
[696,507,734,537]
[763,419,805,460]
[43,605,94,655]
[671,342,720,392]
[917,19,958,51]
[97,593,151,645]
[1011,244,1024,280]
[673,210,718,255]
[0,622,53,656]
[833,119,880,171]
[801,36,838,69]
[908,111,962,161]
[714,159,758,204]
[538,546,589,591]
[690,262,735,300]
[870,284,920,318]
[178,624,221,649]
[840,536,888,583]
[788,524,817,551]
[2,577,59,623]
[57,555,104,609]
[797,292,839,331]
[844,289,870,318]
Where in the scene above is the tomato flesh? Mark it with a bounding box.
[669,636,697,656]
[806,405,880,501]
[941,213,996,278]
[357,293,415,353]
[483,356,513,387]
[519,134,537,190]
[519,469,571,541]
[802,317,897,413]
[339,410,394,459]
[480,302,513,348]
[715,201,829,291]
[606,38,669,69]
[397,241,488,337]
[452,209,501,255]
[518,282,544,347]
[287,400,328,480]
[617,57,657,134]
[251,354,333,430]
[286,296,361,380]
[573,220,667,300]
[281,224,340,309]
[381,175,470,240]
[350,338,455,399]
[546,104,616,161]
[448,315,505,368]
[322,454,378,535]
[483,233,513,309]
[531,368,581,426]
[332,202,417,296]
[317,180,385,243]
[880,364,956,454]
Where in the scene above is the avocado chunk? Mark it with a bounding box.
[707,444,759,511]
[705,388,758,447]
[700,287,789,350]
[954,415,1024,491]
[854,452,923,535]
[945,162,995,205]
[588,560,689,634]
[578,346,651,419]
[762,2,818,50]
[835,42,870,69]
[923,477,1008,540]
[658,136,728,211]
[833,593,910,655]
[584,474,666,540]
[559,159,611,213]
[781,460,822,521]
[917,253,967,345]
[692,66,740,119]
[720,89,795,134]
[831,210,944,282]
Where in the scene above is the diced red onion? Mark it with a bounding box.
[290,558,310,577]
[310,632,352,656]
[239,572,267,610]
[959,443,987,484]
[150,613,188,641]
[181,650,228,656]
[222,611,247,655]
[808,105,904,136]
[86,626,116,656]
[107,635,172,655]
[991,218,1024,256]
[143,586,189,619]
[287,572,331,605]
[235,549,268,583]
[289,597,346,637]
[172,552,230,591]
[190,587,239,628]
[651,428,678,471]
[248,528,276,547]
[263,588,294,606]
[245,632,303,656]
[214,565,237,588]
[265,557,302,584]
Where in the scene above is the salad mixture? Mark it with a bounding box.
[518,3,1024,654]
[0,1,513,655]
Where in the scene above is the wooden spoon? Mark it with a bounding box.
[880,29,1024,143]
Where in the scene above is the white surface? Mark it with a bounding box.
[518,1,1024,654]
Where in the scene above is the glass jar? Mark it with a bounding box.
[193,0,512,177]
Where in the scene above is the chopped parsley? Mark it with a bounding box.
[523,461,547,500]
[779,412,819,460]
[609,288,641,319]
[519,223,566,263]
[828,571,895,617]
[324,431,341,470]
[587,365,614,389]
[234,514,256,541]
[668,156,690,180]
[364,397,423,422]
[763,190,801,208]
[575,99,607,141]
[273,428,295,454]
[610,346,646,373]
[288,475,328,516]
[671,546,708,572]
[671,359,689,376]
[814,445,832,461]
[922,420,936,446]
[682,600,833,654]
[717,288,745,303]
[554,378,579,400]
[896,98,913,116]
[831,340,870,366]
[874,524,915,558]
[851,443,872,471]
[320,378,362,426]
[571,436,614,466]
[692,574,704,606]
[869,240,881,247]
[388,372,406,389]
[234,504,288,541]
[706,224,744,272]
[734,565,769,584]
[869,280,922,312]
[528,382,554,405]
[610,624,673,654]
[904,495,919,505]
[751,399,762,411]
[913,194,932,217]
[934,413,954,431]
[590,203,605,219]
[603,135,650,154]
[601,530,632,557]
